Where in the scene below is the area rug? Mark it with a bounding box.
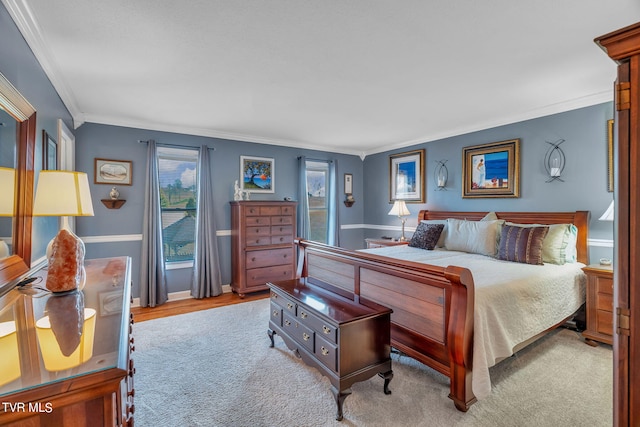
[133,298,612,426]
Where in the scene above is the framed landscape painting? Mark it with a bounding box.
[462,139,520,198]
[240,156,274,193]
[94,158,132,185]
[389,149,425,202]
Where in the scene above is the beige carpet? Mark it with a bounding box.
[133,298,612,426]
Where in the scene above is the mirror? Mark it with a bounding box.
[0,71,36,287]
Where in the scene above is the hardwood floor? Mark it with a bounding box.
[131,290,270,322]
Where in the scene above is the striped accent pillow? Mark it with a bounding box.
[498,225,549,265]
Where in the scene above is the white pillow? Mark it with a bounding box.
[420,219,448,247]
[504,222,578,264]
[444,218,501,256]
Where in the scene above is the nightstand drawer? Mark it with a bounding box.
[596,277,613,295]
[596,310,613,336]
[596,293,613,311]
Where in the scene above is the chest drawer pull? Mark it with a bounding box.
[284,319,291,326]
[287,303,294,310]
[321,346,330,356]
[323,326,331,334]
[303,332,310,341]
[300,311,307,319]
[273,310,279,317]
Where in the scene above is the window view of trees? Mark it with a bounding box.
[157,147,199,263]
[306,161,329,243]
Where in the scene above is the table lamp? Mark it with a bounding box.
[0,167,15,217]
[599,201,614,221]
[388,200,411,241]
[0,321,20,386]
[33,171,94,293]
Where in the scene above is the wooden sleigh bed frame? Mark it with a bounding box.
[293,210,589,412]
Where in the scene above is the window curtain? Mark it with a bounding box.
[140,139,168,307]
[191,145,222,299]
[327,159,340,246]
[297,156,310,240]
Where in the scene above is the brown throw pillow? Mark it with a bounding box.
[498,225,549,265]
[409,222,445,250]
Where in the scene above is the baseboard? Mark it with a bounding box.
[131,284,232,308]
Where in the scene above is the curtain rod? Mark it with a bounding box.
[137,140,215,150]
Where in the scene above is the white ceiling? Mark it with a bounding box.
[4,1,639,157]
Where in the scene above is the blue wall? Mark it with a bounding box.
[74,123,364,297]
[363,103,615,264]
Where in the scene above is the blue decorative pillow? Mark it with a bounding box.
[409,222,445,250]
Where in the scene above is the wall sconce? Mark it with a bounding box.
[344,173,355,207]
[0,321,20,386]
[35,291,96,372]
[33,171,95,293]
[434,160,448,190]
[544,139,566,182]
[388,200,411,241]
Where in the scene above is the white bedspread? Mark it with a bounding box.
[361,246,586,399]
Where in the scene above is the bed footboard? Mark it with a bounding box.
[295,239,477,411]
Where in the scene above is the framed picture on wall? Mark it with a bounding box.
[389,149,425,202]
[462,139,520,198]
[94,158,133,185]
[344,173,353,195]
[240,155,274,193]
[607,119,614,192]
[42,130,57,170]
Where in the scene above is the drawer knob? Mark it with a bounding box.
[251,257,256,262]
[323,326,331,334]
[300,312,307,319]
[272,310,279,317]
[303,332,310,341]
[284,319,291,326]
[321,346,329,356]
[271,293,278,299]
[287,303,293,309]
[256,239,260,243]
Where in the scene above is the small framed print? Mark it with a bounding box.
[462,139,520,198]
[240,156,274,193]
[94,158,133,185]
[42,130,57,170]
[389,149,425,202]
[344,173,353,194]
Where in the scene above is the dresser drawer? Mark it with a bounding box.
[246,226,271,238]
[247,265,294,287]
[315,334,338,372]
[271,290,297,315]
[271,225,294,236]
[271,215,293,225]
[596,309,613,336]
[246,248,294,269]
[596,292,613,311]
[298,308,337,344]
[260,206,281,216]
[246,216,271,226]
[271,235,293,245]
[246,236,273,247]
[270,302,283,327]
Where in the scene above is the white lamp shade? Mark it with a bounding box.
[599,201,615,221]
[0,167,16,217]
[388,200,410,217]
[33,171,94,217]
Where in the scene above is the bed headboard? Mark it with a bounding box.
[417,210,590,265]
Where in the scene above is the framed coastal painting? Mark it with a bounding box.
[94,158,133,185]
[389,149,425,203]
[240,155,274,193]
[462,139,520,198]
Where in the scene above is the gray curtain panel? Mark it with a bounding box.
[297,156,310,240]
[140,139,168,307]
[191,145,222,299]
[327,159,340,246]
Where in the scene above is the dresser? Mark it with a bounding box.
[268,279,393,421]
[0,257,134,426]
[582,264,614,346]
[230,201,297,297]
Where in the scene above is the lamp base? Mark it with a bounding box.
[45,229,86,293]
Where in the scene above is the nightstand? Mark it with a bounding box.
[365,238,409,249]
[582,264,614,346]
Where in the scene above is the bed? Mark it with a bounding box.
[293,210,589,411]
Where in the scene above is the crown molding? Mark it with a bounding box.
[2,0,85,127]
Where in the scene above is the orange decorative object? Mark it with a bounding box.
[46,229,86,293]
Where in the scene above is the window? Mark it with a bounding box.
[157,147,199,263]
[306,161,329,243]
